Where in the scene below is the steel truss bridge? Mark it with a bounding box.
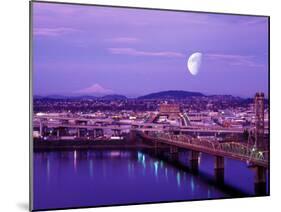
[139,130,268,168]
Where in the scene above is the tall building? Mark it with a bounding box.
[254,92,264,149]
[159,103,180,114]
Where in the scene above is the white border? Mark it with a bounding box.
[1,0,280,212]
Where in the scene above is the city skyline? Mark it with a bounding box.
[33,2,269,98]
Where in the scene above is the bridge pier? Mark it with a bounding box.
[214,156,224,183]
[254,166,267,195]
[169,146,178,161]
[189,150,199,173]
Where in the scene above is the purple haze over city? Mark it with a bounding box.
[32,2,268,98]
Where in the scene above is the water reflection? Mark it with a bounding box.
[46,158,50,182]
[137,152,142,162]
[208,188,211,198]
[34,150,241,210]
[142,155,146,168]
[198,153,202,165]
[89,160,93,178]
[73,150,77,172]
[127,162,131,177]
[137,152,146,169]
[177,172,181,187]
[191,176,195,193]
[153,161,159,177]
[160,160,164,169]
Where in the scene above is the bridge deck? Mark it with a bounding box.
[139,132,268,168]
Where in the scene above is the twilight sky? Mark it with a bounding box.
[32,2,269,98]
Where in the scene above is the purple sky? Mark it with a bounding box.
[32,2,268,98]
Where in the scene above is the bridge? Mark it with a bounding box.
[34,115,253,140]
[34,114,114,124]
[132,129,268,195]
[33,121,127,139]
[132,123,269,135]
[138,130,268,167]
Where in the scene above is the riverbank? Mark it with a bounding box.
[33,138,156,151]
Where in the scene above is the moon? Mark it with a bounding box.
[187,52,203,76]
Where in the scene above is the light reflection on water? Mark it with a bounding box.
[89,159,93,178]
[73,150,77,173]
[191,175,195,193]
[176,172,181,187]
[46,158,50,182]
[34,150,243,210]
[153,161,159,177]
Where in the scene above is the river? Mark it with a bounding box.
[33,149,267,210]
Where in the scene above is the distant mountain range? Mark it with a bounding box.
[138,90,204,99]
[100,95,127,100]
[34,94,128,100]
[34,95,97,100]
[34,90,254,100]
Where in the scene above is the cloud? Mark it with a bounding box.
[108,48,184,58]
[75,84,113,95]
[105,37,140,43]
[206,53,265,68]
[33,27,78,37]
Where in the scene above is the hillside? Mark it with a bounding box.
[138,90,204,99]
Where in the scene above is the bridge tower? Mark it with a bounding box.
[254,92,265,149]
[253,92,267,195]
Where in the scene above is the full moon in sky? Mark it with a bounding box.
[187,52,203,76]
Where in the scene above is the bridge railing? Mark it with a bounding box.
[144,131,268,164]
